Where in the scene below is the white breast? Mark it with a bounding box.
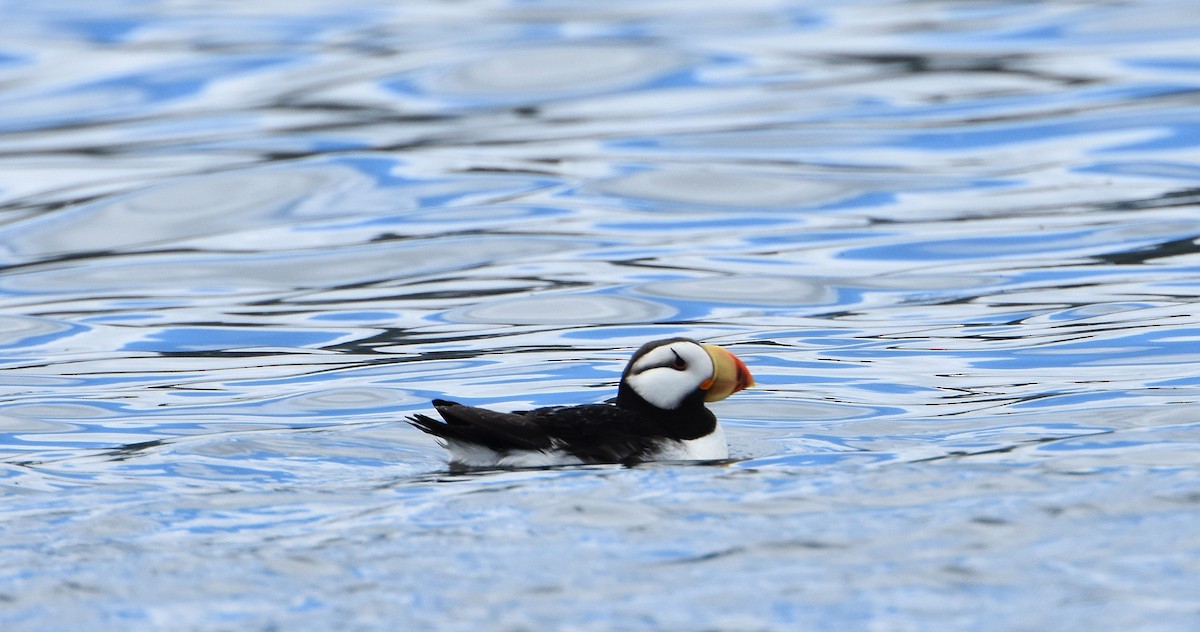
[653,423,728,461]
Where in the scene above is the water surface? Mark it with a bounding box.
[2,1,1200,630]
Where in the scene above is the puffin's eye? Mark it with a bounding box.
[671,350,687,370]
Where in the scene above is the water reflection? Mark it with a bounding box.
[397,44,694,102]
[586,168,861,209]
[445,294,675,325]
[2,0,1200,629]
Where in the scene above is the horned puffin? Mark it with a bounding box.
[408,337,754,470]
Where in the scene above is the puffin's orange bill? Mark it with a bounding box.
[699,344,754,402]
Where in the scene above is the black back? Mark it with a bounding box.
[409,393,716,465]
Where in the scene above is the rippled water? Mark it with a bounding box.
[3,0,1200,629]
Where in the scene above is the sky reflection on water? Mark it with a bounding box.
[2,0,1200,630]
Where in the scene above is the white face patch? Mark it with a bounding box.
[624,341,716,410]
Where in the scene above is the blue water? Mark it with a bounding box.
[3,0,1200,629]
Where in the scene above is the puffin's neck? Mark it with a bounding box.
[616,385,717,440]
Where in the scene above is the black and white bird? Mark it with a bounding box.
[408,337,754,469]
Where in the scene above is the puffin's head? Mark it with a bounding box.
[621,338,754,411]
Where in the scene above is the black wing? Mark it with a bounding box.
[528,403,668,463]
[408,399,664,464]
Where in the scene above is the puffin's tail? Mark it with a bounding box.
[407,399,468,443]
[407,413,448,438]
